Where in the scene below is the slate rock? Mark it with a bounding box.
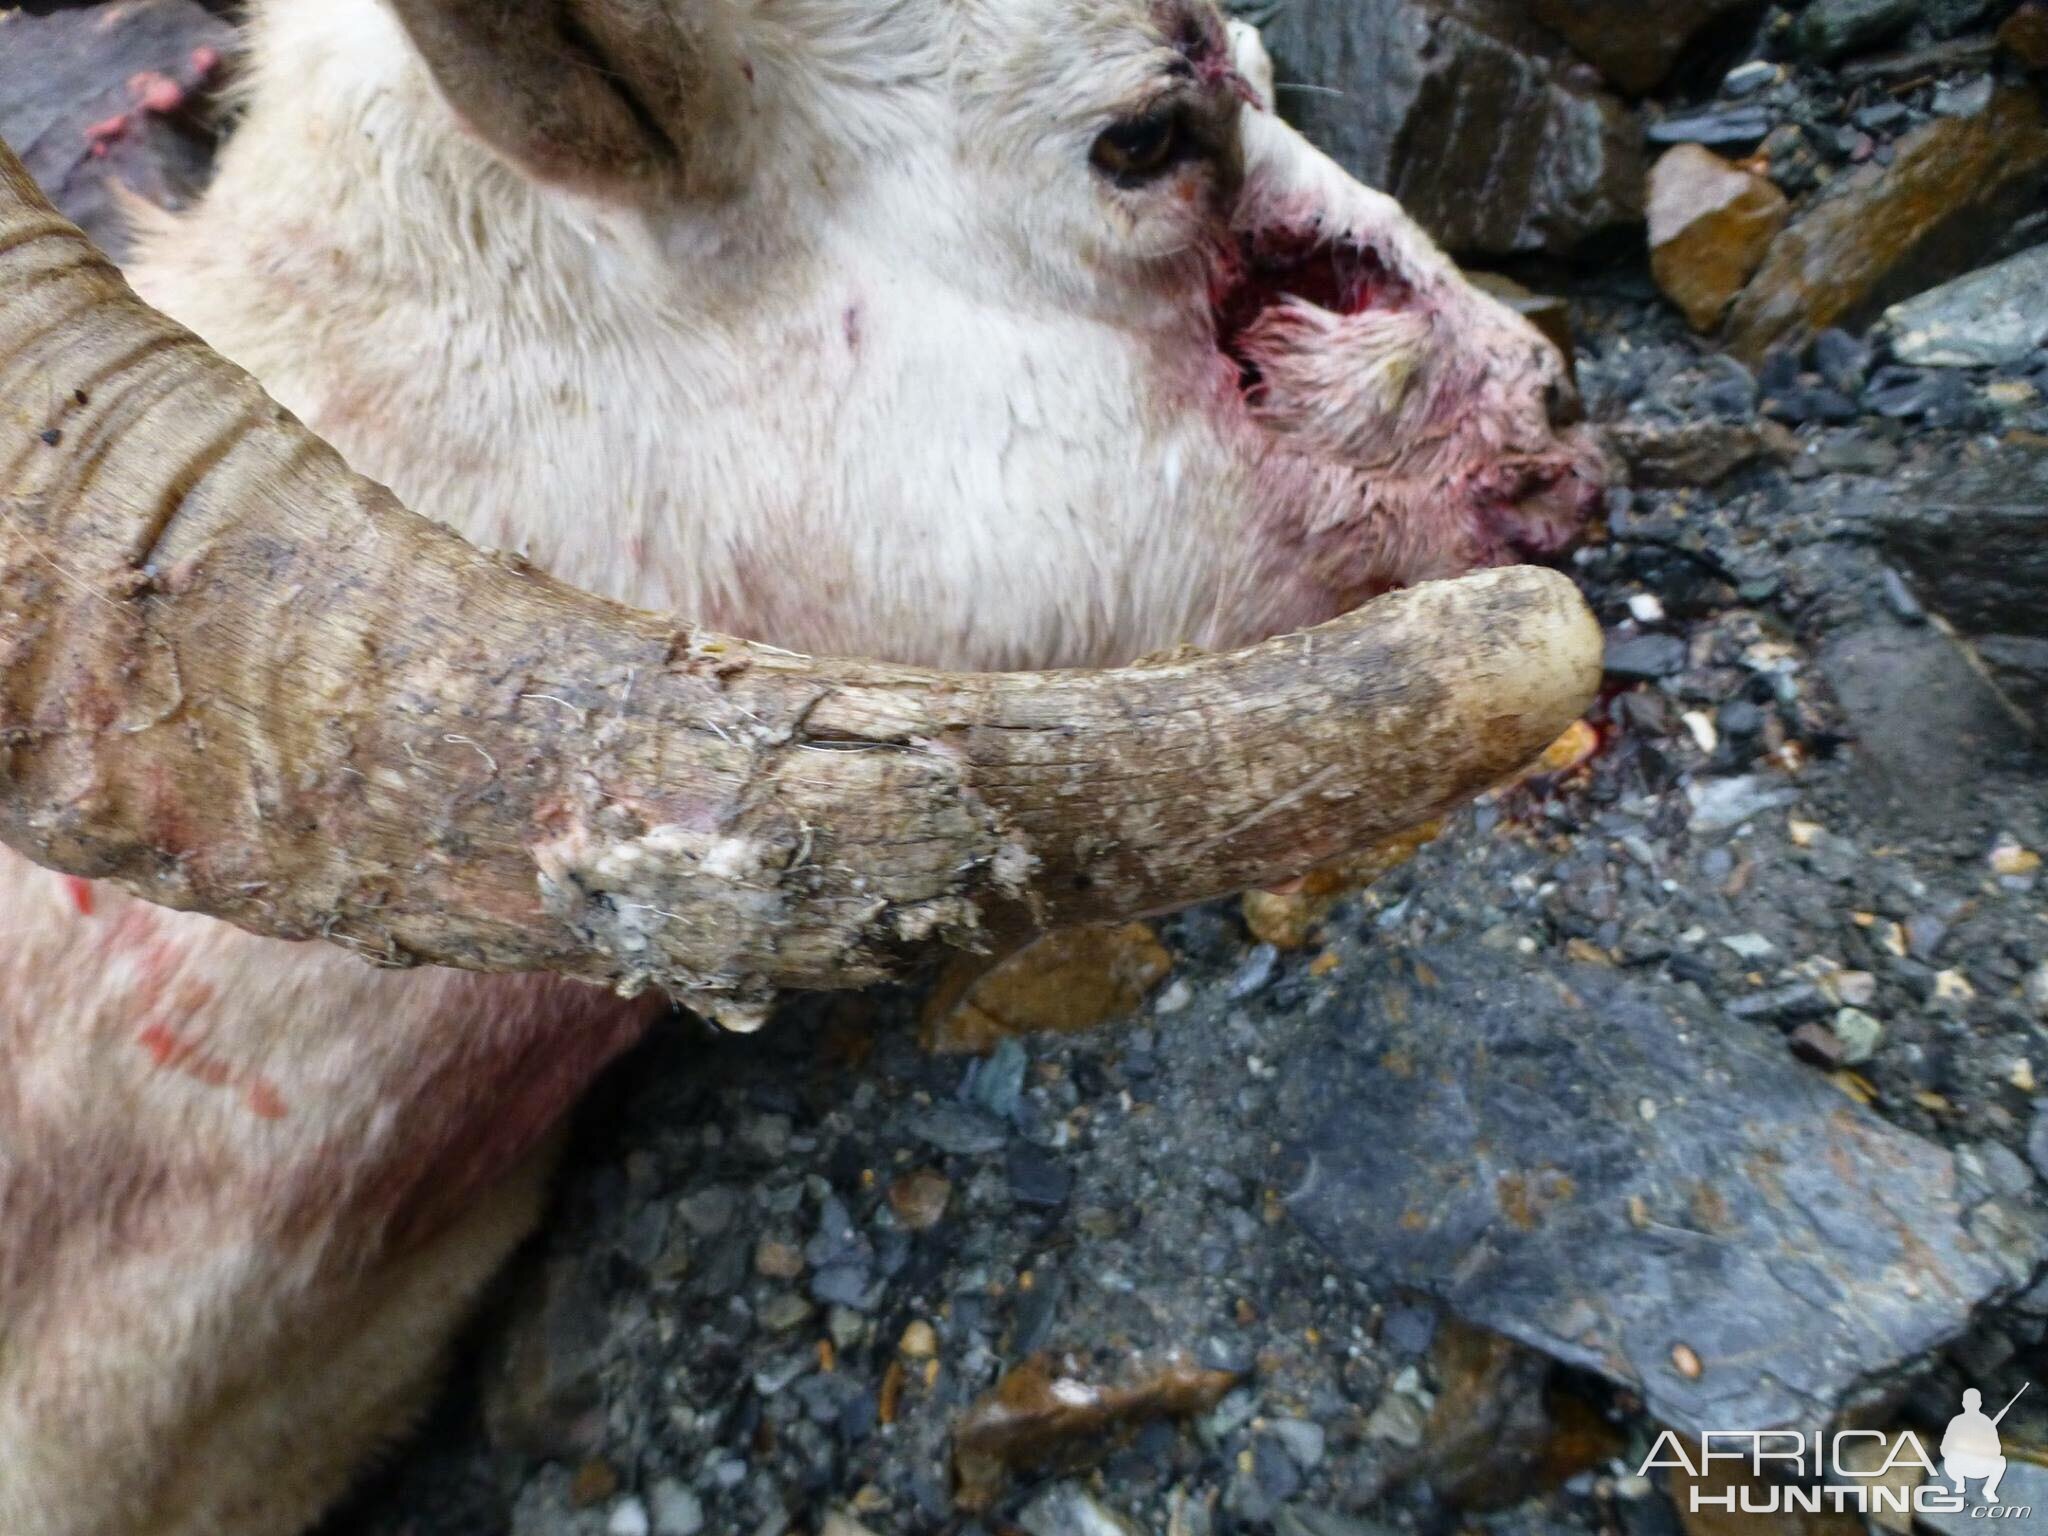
[1604,631,1688,681]
[1881,243,2048,368]
[1252,0,1645,257]
[1529,0,1765,95]
[1646,110,1774,152]
[1277,945,2048,1437]
[1726,89,2048,363]
[1792,0,1920,63]
[0,0,232,260]
[1820,621,2035,825]
[1874,444,2048,731]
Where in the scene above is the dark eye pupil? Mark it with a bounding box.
[1093,110,1183,182]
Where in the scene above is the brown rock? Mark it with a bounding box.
[1242,822,1444,950]
[922,923,1171,1054]
[1407,1321,1555,1509]
[2003,3,2048,70]
[886,1168,953,1231]
[1726,88,2048,362]
[1253,0,1645,257]
[1606,418,1797,488]
[952,1351,1238,1510]
[1649,145,1791,332]
[1531,0,1765,94]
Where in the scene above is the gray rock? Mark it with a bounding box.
[1883,245,2048,367]
[904,1103,1008,1156]
[1874,445,2048,733]
[1604,632,1687,681]
[1277,946,2048,1438]
[1819,623,2035,827]
[647,1480,706,1536]
[1019,1484,1141,1536]
[1251,0,1644,256]
[1793,0,1920,62]
[0,0,233,260]
[1646,109,1774,151]
[1687,774,1798,833]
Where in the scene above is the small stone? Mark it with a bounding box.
[1835,971,1878,1008]
[608,1497,651,1536]
[1811,328,1871,395]
[1647,110,1774,152]
[1832,1008,1884,1065]
[677,1186,738,1238]
[1793,0,1918,63]
[1727,983,1830,1026]
[899,1320,939,1359]
[648,1479,705,1536]
[1720,932,1776,961]
[1933,77,1995,119]
[1880,568,1926,625]
[1228,943,1280,999]
[1991,839,2041,878]
[904,1104,1007,1157]
[759,1293,815,1334]
[923,923,1171,1053]
[1018,1485,1142,1536]
[1267,1417,1327,1471]
[1670,1342,1704,1379]
[1649,146,1792,332]
[2024,962,2048,1020]
[1364,1390,1428,1447]
[886,1169,952,1231]
[1006,1144,1074,1210]
[755,1239,805,1280]
[1722,61,1780,98]
[1688,775,1798,834]
[2029,1101,2048,1182]
[1605,630,1688,681]
[572,1460,620,1507]
[1788,1021,1848,1069]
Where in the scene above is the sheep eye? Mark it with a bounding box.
[1092,108,1187,184]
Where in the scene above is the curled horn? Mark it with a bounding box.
[0,143,1601,1027]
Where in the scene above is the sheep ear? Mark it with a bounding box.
[385,0,748,202]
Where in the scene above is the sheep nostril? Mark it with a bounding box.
[1543,371,1585,430]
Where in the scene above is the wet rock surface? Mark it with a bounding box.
[1277,943,2047,1436]
[0,0,232,258]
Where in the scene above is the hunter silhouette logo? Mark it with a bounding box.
[1640,1383,2035,1522]
[1942,1385,2026,1506]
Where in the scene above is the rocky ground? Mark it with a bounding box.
[7,2,2048,1534]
